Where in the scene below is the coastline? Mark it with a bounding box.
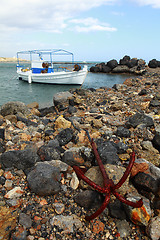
[0,68,160,239]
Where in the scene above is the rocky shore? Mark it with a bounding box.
[0,68,160,239]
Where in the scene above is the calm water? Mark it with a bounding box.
[0,62,130,108]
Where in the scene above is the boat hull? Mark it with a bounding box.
[17,67,87,85]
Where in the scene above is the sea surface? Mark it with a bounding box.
[0,62,131,108]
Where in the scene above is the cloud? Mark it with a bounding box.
[69,17,117,32]
[0,0,117,33]
[130,0,160,8]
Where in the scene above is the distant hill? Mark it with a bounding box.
[0,57,28,62]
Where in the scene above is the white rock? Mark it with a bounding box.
[70,172,79,189]
[4,186,24,199]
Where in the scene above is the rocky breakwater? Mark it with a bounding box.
[0,74,160,239]
[90,55,159,75]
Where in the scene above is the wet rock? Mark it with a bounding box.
[96,139,119,165]
[74,190,103,209]
[146,216,160,240]
[19,212,32,228]
[27,162,61,196]
[0,206,18,240]
[50,215,82,233]
[55,128,74,146]
[0,101,31,117]
[37,144,62,161]
[124,196,151,226]
[115,126,131,138]
[0,148,41,171]
[126,112,154,128]
[131,172,158,195]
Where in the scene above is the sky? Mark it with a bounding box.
[0,0,160,63]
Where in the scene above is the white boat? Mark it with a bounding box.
[16,49,88,85]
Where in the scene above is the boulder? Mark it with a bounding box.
[148,59,158,68]
[102,65,111,73]
[112,65,130,73]
[27,162,61,196]
[119,55,131,65]
[0,101,31,117]
[107,59,118,70]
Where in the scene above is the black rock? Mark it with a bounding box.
[0,128,5,140]
[44,129,55,136]
[17,115,38,127]
[127,58,138,68]
[0,176,6,185]
[55,128,74,146]
[116,126,131,138]
[96,139,119,165]
[138,89,147,96]
[149,99,160,108]
[74,190,103,209]
[27,162,61,196]
[108,199,127,220]
[148,59,158,68]
[131,172,158,195]
[39,106,55,117]
[102,65,111,73]
[126,112,154,128]
[0,148,40,170]
[107,59,118,70]
[90,66,100,72]
[0,140,5,153]
[37,144,63,161]
[113,141,128,154]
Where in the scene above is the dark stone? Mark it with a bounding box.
[0,119,4,126]
[152,134,160,149]
[68,106,77,114]
[119,55,131,65]
[39,106,55,117]
[37,144,62,161]
[107,59,118,70]
[95,63,105,72]
[17,115,38,127]
[0,128,5,140]
[131,172,158,195]
[102,65,111,73]
[90,66,100,73]
[138,89,147,96]
[149,99,160,108]
[96,139,119,165]
[44,129,55,136]
[148,59,158,68]
[0,176,6,185]
[0,101,30,117]
[55,128,74,146]
[19,213,32,228]
[126,112,154,128]
[116,126,131,138]
[127,58,138,68]
[27,162,61,196]
[113,141,128,154]
[0,140,5,153]
[108,199,127,220]
[74,190,103,209]
[0,148,40,170]
[112,65,130,73]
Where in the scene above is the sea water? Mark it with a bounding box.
[0,62,130,108]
